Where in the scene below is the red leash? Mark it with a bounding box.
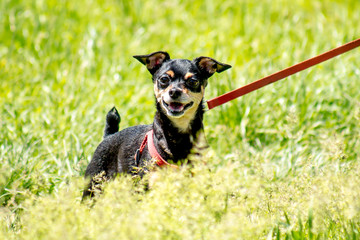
[207,38,360,110]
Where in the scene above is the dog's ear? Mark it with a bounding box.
[193,56,231,78]
[133,51,170,74]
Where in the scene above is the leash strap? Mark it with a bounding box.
[206,38,360,110]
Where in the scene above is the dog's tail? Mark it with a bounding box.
[103,107,121,138]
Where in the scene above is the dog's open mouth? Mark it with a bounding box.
[163,101,194,116]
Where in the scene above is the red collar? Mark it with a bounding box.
[135,130,179,169]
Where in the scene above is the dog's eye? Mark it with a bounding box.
[159,76,170,86]
[187,78,200,88]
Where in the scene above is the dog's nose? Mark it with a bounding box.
[169,88,182,99]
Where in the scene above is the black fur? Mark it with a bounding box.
[82,51,231,199]
[103,107,121,138]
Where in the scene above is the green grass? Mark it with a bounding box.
[1,0,359,239]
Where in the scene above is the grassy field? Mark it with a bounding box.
[1,0,360,239]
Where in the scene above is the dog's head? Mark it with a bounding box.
[134,51,231,131]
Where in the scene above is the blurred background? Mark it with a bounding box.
[0,0,359,238]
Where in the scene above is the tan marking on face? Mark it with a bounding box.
[184,72,194,80]
[154,84,172,102]
[166,70,175,78]
[170,86,205,132]
[155,82,205,132]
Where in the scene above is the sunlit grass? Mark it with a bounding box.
[1,0,359,239]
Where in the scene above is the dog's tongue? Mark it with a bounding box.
[169,102,184,112]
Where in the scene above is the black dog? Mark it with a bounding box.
[82,51,231,199]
